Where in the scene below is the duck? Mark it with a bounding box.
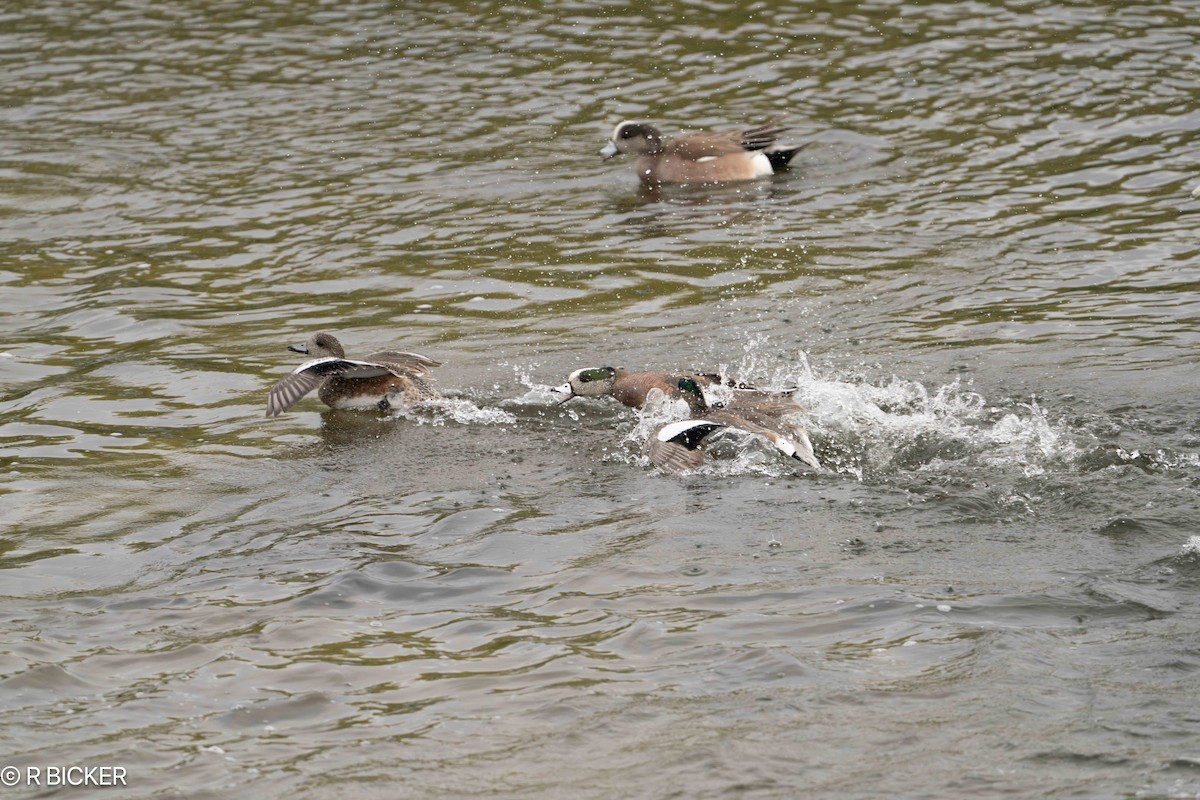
[600,119,806,185]
[554,366,803,416]
[265,332,442,417]
[646,377,823,474]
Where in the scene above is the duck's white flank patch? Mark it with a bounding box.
[749,152,774,177]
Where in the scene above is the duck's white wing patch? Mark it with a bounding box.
[656,419,725,445]
[294,357,390,379]
[770,436,798,459]
[705,409,823,472]
[743,418,822,471]
[742,423,824,472]
[785,427,823,472]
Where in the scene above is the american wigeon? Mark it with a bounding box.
[265,332,442,417]
[600,120,806,185]
[646,377,823,474]
[554,366,803,415]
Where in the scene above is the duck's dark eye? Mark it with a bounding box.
[579,374,593,383]
[620,127,636,139]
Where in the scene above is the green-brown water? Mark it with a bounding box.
[3,2,1200,798]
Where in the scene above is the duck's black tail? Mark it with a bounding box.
[765,142,809,172]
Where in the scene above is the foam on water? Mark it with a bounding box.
[397,397,517,426]
[798,375,1077,476]
[1109,447,1200,472]
[716,337,1080,478]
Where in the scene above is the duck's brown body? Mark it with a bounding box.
[554,366,803,416]
[601,120,806,185]
[266,332,441,417]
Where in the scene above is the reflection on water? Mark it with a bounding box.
[2,1,1200,798]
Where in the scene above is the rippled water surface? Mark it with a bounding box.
[3,1,1200,798]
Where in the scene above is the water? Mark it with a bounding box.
[3,1,1200,797]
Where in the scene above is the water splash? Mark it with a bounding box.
[794,374,1077,477]
[510,363,565,406]
[513,347,1083,479]
[723,342,1082,479]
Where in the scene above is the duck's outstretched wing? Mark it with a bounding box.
[365,350,442,377]
[646,419,726,473]
[265,357,391,417]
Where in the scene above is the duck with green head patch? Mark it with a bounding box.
[554,365,804,416]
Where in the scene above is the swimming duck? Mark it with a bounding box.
[554,366,803,416]
[646,377,823,474]
[600,120,807,185]
[266,332,442,417]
